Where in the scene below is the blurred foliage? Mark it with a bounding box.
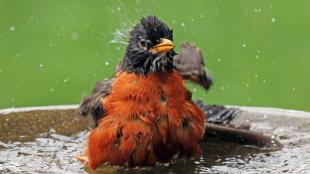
[0,0,309,111]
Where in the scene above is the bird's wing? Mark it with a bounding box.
[79,79,113,127]
[79,58,127,127]
[173,42,213,90]
[174,42,240,124]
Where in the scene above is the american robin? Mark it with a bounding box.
[78,16,240,169]
[79,42,220,127]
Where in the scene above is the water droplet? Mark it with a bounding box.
[11,98,16,103]
[255,55,260,59]
[64,79,68,83]
[50,88,55,92]
[49,43,53,47]
[245,83,249,87]
[215,158,222,162]
[10,26,15,31]
[71,32,79,40]
[263,114,268,118]
[180,23,185,27]
[292,87,296,91]
[254,8,258,13]
[49,128,56,133]
[135,0,141,5]
[39,64,44,68]
[117,7,121,11]
[258,8,262,12]
[247,97,251,101]
[0,70,2,73]
[271,17,276,23]
[257,49,261,53]
[217,58,221,62]
[242,43,247,48]
[110,25,132,46]
[193,88,197,92]
[254,74,258,78]
[199,14,204,18]
[220,86,225,90]
[172,20,176,24]
[262,80,267,83]
[105,61,110,66]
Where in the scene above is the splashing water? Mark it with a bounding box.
[110,25,132,46]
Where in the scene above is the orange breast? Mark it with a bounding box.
[86,70,205,168]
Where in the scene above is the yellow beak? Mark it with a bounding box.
[150,38,174,54]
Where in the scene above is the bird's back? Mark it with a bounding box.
[86,70,205,168]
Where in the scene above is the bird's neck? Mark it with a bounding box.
[119,54,174,75]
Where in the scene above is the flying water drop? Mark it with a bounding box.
[10,26,15,32]
[71,32,79,40]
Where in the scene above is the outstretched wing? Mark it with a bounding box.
[173,42,213,90]
[173,43,240,124]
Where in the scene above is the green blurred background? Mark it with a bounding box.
[0,0,309,111]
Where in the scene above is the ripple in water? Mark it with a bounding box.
[1,133,310,174]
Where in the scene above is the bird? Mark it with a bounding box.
[79,42,217,128]
[77,16,241,169]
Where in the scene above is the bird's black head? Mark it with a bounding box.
[121,16,176,75]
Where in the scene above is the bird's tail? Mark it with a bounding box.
[194,100,283,149]
[194,100,241,125]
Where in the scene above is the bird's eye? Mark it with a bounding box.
[140,39,147,46]
[139,40,151,49]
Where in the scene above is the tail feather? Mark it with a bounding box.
[194,100,241,124]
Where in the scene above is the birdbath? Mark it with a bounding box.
[0,105,310,173]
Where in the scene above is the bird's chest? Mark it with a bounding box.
[104,71,189,120]
[103,71,205,157]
